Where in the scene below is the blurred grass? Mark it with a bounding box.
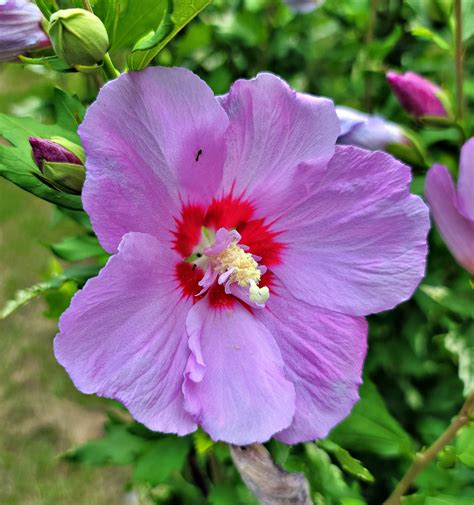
[0,180,127,504]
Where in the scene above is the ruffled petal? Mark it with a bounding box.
[79,67,229,253]
[219,73,339,218]
[272,146,429,316]
[183,299,295,444]
[458,137,474,221]
[425,164,474,273]
[256,284,367,443]
[54,232,196,435]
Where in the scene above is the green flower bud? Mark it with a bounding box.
[41,161,85,195]
[437,446,457,469]
[48,8,109,67]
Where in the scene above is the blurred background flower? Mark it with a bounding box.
[336,105,408,151]
[387,70,448,118]
[425,138,474,273]
[283,0,325,13]
[0,0,50,61]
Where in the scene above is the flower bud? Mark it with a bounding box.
[29,136,85,194]
[336,106,409,151]
[386,71,448,118]
[48,8,109,67]
[29,136,84,168]
[437,446,457,469]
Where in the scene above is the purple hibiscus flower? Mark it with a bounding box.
[336,105,408,151]
[425,138,474,273]
[284,0,325,13]
[0,0,50,61]
[55,68,429,445]
[387,71,447,118]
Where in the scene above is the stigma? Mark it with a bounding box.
[194,227,270,307]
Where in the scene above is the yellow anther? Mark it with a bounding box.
[214,243,261,287]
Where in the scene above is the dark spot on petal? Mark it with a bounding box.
[195,149,203,162]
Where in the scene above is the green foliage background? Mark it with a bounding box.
[0,0,473,504]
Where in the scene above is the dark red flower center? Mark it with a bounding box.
[173,194,284,307]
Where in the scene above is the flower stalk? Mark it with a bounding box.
[384,393,474,505]
[454,0,464,123]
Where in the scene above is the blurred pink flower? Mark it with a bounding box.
[426,138,474,273]
[284,0,325,13]
[387,71,447,118]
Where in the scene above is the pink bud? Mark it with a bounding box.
[386,71,447,118]
[29,137,82,171]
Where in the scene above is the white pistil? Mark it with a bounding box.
[249,279,270,304]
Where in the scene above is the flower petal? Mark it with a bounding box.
[79,67,229,253]
[272,146,429,316]
[458,137,474,221]
[256,284,367,443]
[183,299,295,444]
[219,73,339,217]
[54,232,196,435]
[425,164,474,273]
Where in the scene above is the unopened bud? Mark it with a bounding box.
[386,71,449,118]
[29,136,84,168]
[29,136,85,194]
[437,446,457,469]
[48,8,109,67]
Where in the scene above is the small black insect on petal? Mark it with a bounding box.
[195,149,203,162]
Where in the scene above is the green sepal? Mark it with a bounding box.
[41,161,85,195]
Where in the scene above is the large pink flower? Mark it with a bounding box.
[55,68,429,445]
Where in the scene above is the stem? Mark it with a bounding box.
[102,53,120,80]
[384,393,474,505]
[363,0,380,112]
[81,0,93,12]
[454,0,464,123]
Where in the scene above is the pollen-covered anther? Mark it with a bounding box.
[214,242,261,287]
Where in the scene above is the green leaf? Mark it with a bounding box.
[65,424,147,465]
[133,436,191,485]
[267,439,290,466]
[456,424,474,468]
[318,440,374,482]
[35,0,55,18]
[192,429,214,455]
[112,0,167,51]
[405,495,474,505]
[0,264,100,320]
[50,235,107,262]
[420,285,474,318]
[127,0,212,71]
[19,55,71,71]
[411,26,451,52]
[0,114,82,210]
[462,0,474,41]
[329,380,413,457]
[93,0,120,46]
[53,88,86,132]
[298,444,362,502]
[208,484,238,505]
[444,329,474,397]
